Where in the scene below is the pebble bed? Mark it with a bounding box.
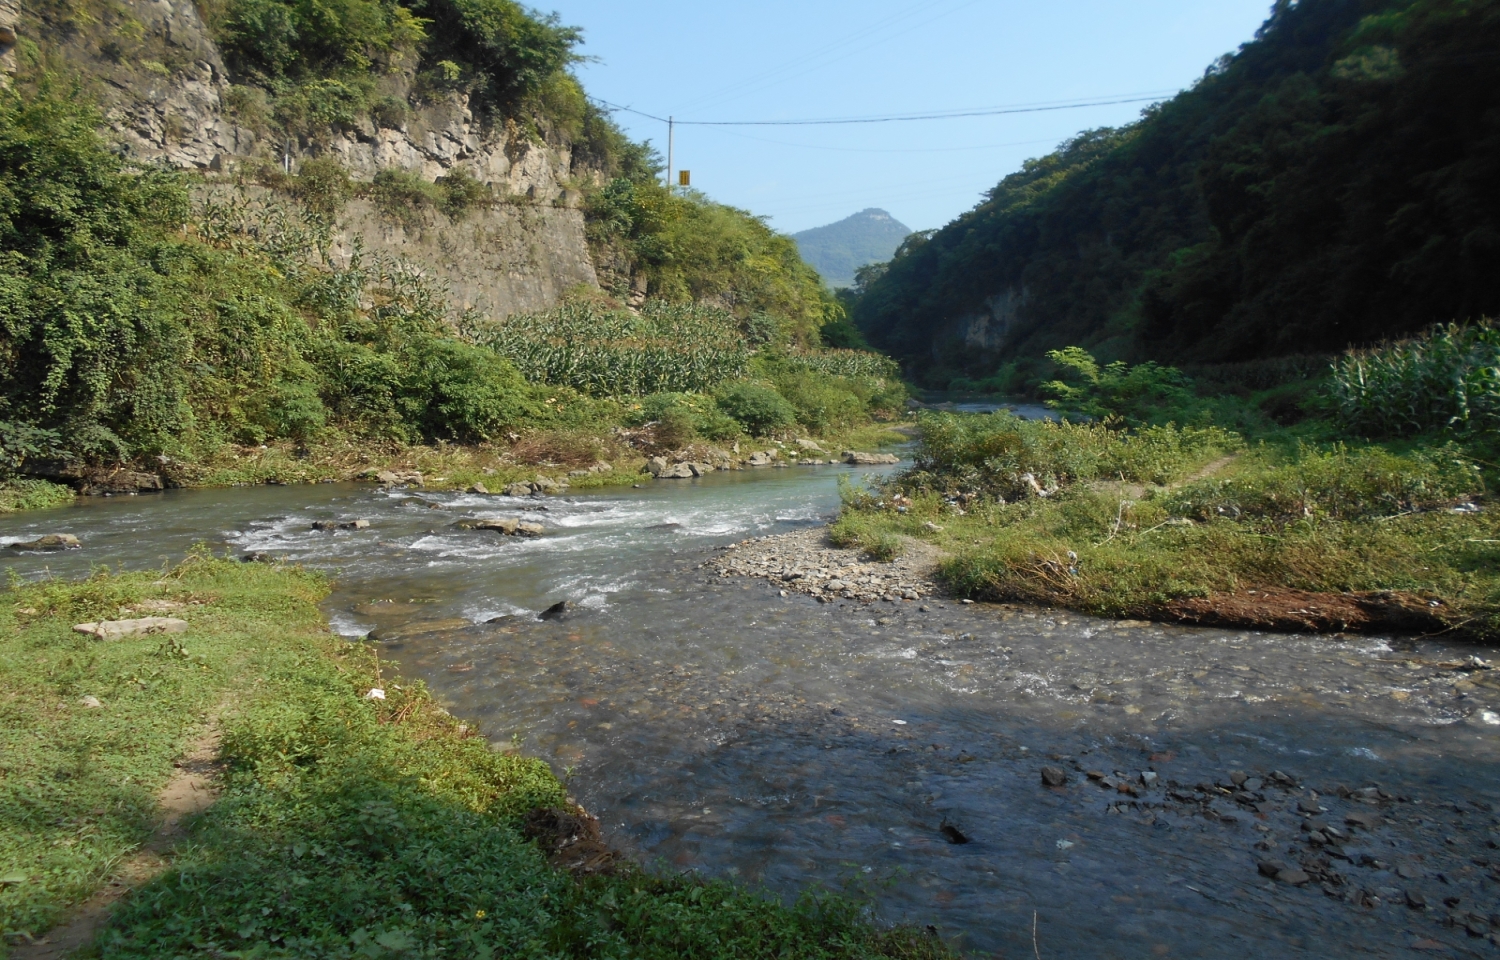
[703,528,939,603]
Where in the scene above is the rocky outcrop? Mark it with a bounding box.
[17,0,601,318]
[953,286,1029,355]
[321,194,597,318]
[0,0,20,85]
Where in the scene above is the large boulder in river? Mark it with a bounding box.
[10,534,81,551]
[658,463,696,479]
[843,451,900,465]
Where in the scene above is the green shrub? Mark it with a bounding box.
[396,335,534,442]
[217,0,427,82]
[715,382,796,436]
[264,378,328,441]
[631,392,739,444]
[769,369,866,432]
[0,77,194,459]
[289,156,353,220]
[436,167,491,218]
[0,478,75,513]
[371,167,441,228]
[1041,347,1199,425]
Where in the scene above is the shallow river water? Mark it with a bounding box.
[5,466,1500,958]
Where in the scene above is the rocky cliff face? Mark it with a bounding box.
[8,0,598,316]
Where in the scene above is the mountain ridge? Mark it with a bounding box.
[793,208,912,289]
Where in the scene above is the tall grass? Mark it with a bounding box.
[464,302,752,396]
[1332,321,1500,436]
[901,411,1240,500]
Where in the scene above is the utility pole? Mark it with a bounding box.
[666,116,674,193]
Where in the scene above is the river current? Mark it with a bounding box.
[5,465,1500,958]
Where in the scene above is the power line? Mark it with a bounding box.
[588,92,1175,127]
[674,0,988,115]
[714,129,1075,155]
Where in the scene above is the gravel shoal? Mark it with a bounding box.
[703,528,943,603]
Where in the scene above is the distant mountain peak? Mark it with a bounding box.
[793,209,912,289]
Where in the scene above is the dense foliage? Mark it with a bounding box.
[212,0,579,116]
[585,180,833,345]
[1332,321,1500,436]
[0,81,553,465]
[853,0,1500,382]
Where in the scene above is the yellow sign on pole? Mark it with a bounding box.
[678,170,691,187]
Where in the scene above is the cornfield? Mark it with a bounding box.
[464,302,752,396]
[1331,322,1500,435]
[781,349,901,381]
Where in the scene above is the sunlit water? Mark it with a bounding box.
[5,467,1500,958]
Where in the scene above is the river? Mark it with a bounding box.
[4,466,1499,958]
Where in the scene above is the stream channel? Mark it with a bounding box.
[5,463,1500,958]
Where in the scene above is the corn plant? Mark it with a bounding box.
[781,349,901,381]
[463,302,752,396]
[1332,322,1500,436]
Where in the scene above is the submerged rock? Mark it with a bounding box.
[10,534,81,551]
[539,601,568,621]
[311,519,369,531]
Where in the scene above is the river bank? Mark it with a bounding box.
[0,423,906,517]
[0,556,948,959]
[825,411,1500,643]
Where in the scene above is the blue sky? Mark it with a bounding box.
[554,1,1276,234]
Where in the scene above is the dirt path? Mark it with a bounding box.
[11,725,223,959]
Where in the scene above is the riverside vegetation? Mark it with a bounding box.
[830,331,1500,641]
[0,554,951,958]
[0,76,904,507]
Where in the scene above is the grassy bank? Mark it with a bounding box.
[831,344,1500,640]
[0,481,74,515]
[0,557,947,958]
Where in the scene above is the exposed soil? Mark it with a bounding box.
[1162,587,1450,636]
[11,724,223,959]
[523,806,622,876]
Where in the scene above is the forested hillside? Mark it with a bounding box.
[852,0,1500,384]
